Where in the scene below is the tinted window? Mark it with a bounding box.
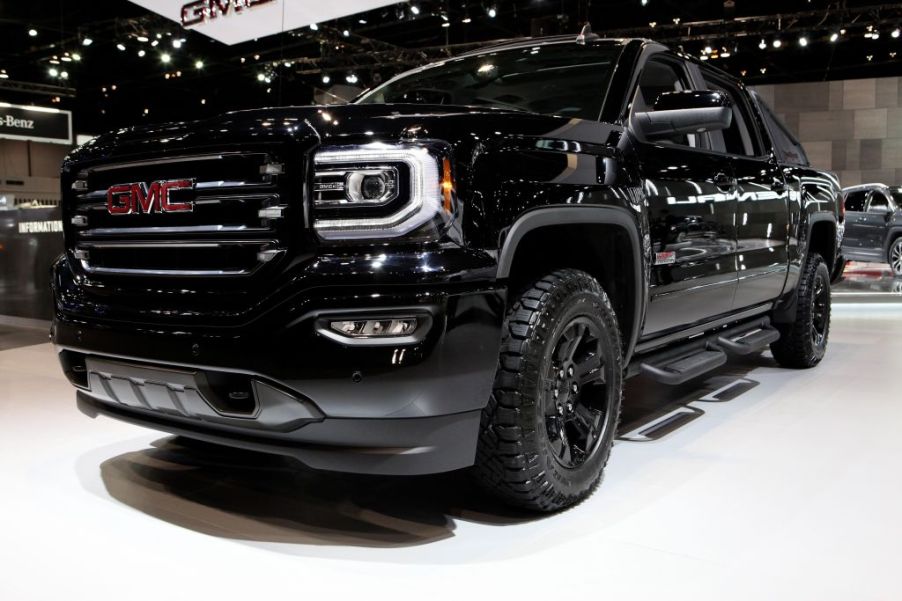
[845,190,867,212]
[357,45,620,120]
[703,72,760,156]
[753,92,809,166]
[632,58,700,148]
[890,188,902,207]
[868,191,891,212]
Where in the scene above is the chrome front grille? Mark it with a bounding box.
[65,151,292,278]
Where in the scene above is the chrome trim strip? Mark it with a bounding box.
[85,152,266,173]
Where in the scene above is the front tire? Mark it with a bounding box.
[473,269,623,512]
[770,253,831,368]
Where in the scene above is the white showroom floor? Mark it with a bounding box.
[1,303,901,601]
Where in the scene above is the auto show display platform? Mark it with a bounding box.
[1,303,900,601]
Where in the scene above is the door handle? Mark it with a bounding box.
[713,172,736,191]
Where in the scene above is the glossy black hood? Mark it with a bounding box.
[63,103,619,168]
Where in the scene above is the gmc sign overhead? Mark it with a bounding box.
[181,0,276,27]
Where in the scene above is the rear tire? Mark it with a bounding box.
[770,253,831,369]
[473,269,623,512]
[889,237,902,277]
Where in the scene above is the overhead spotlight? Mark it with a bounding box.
[28,28,38,37]
[257,72,266,81]
[0,70,8,79]
[867,54,874,61]
[137,35,149,42]
[82,37,93,46]
[830,32,840,42]
[798,35,808,47]
[760,67,767,74]
[195,59,204,69]
[151,40,159,47]
[72,52,82,61]
[48,67,59,77]
[359,19,367,24]
[310,23,319,30]
[144,108,149,115]
[60,71,68,79]
[201,98,206,105]
[649,21,657,28]
[462,16,472,23]
[172,39,183,48]
[410,4,420,15]
[488,6,497,17]
[346,73,358,84]
[641,0,649,5]
[441,22,450,28]
[343,29,350,37]
[704,45,712,54]
[161,52,171,63]
[772,38,782,48]
[117,43,126,51]
[759,39,767,50]
[893,29,900,38]
[441,13,449,21]
[138,49,146,57]
[322,74,331,84]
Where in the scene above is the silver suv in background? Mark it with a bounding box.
[841,184,902,277]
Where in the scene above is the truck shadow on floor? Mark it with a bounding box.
[95,353,774,548]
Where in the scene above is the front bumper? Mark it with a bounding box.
[53,251,505,475]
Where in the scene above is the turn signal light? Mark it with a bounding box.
[330,318,418,338]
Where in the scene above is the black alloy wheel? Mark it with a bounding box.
[771,253,831,369]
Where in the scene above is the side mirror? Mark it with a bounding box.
[634,90,733,139]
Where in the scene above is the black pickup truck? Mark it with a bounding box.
[52,35,842,512]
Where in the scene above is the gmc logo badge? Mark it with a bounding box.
[107,180,195,215]
[181,0,276,27]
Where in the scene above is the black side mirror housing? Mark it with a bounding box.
[634,90,733,139]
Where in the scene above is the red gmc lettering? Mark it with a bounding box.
[106,180,194,214]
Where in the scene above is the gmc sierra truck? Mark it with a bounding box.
[52,35,842,512]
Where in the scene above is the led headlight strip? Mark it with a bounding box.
[313,144,445,240]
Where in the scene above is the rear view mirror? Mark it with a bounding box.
[634,90,733,139]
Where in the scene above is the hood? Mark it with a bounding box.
[64,103,620,168]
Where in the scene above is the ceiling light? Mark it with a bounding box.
[144,108,149,115]
[257,72,266,81]
[72,52,82,61]
[82,37,93,46]
[772,38,782,48]
[346,73,358,84]
[322,74,331,84]
[488,6,497,17]
[0,72,8,79]
[137,35,149,43]
[798,36,808,47]
[641,0,649,5]
[410,4,420,15]
[893,29,901,38]
[28,28,38,37]
[462,16,472,23]
[343,29,350,37]
[172,39,183,48]
[359,19,367,24]
[442,22,450,28]
[310,23,319,30]
[60,71,69,79]
[441,13,449,21]
[201,98,206,104]
[704,46,712,54]
[759,39,767,50]
[138,49,146,57]
[151,40,159,47]
[161,53,171,63]
[61,55,72,62]
[48,67,59,77]
[830,32,840,42]
[195,59,204,69]
[117,43,126,51]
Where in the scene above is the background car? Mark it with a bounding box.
[841,183,902,277]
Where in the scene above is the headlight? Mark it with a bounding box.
[312,143,455,241]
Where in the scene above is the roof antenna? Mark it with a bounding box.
[576,22,596,45]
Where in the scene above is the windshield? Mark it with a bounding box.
[356,43,621,120]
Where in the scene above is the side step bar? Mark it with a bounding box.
[637,318,780,385]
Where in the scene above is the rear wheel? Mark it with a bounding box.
[889,237,902,277]
[771,253,831,368]
[473,269,622,512]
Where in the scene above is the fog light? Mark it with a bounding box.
[330,318,417,338]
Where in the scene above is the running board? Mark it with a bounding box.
[636,318,780,385]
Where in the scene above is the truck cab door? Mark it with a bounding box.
[841,190,868,254]
[699,69,789,309]
[628,54,738,336]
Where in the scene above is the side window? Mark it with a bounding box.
[868,191,891,213]
[753,92,809,167]
[844,191,867,212]
[702,71,760,156]
[631,57,701,148]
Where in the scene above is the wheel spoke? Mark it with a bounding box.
[558,323,587,362]
[570,404,601,453]
[574,353,604,385]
